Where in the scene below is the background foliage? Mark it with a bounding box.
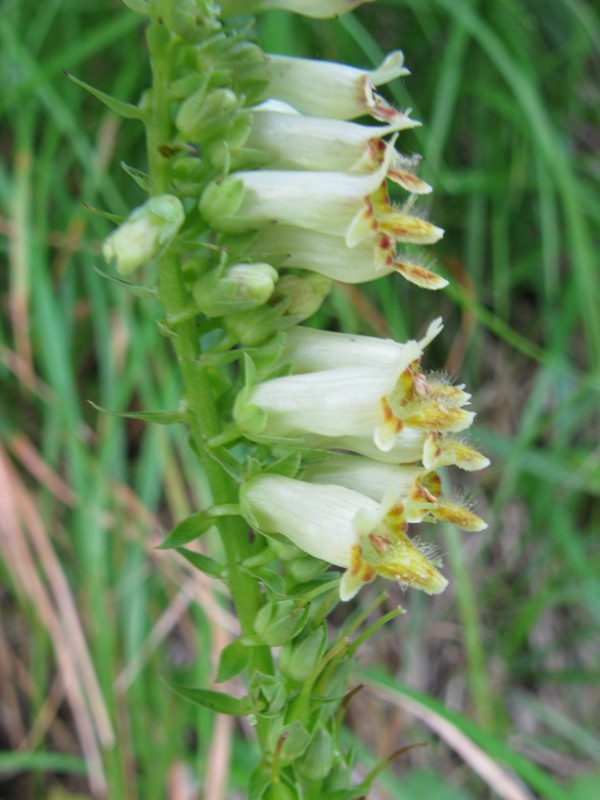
[0,0,599,797]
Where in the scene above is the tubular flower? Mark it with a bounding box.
[243,104,429,192]
[240,474,448,600]
[218,0,375,18]
[246,226,447,288]
[234,328,475,451]
[200,139,444,247]
[246,51,412,123]
[303,455,487,532]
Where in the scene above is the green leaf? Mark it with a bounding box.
[248,761,271,800]
[157,511,216,550]
[205,444,244,482]
[65,72,144,119]
[121,160,151,191]
[249,566,285,595]
[176,548,225,580]
[82,203,124,224]
[88,401,182,424]
[167,683,252,716]
[93,267,158,299]
[264,450,302,479]
[216,638,251,683]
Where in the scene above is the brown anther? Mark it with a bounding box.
[369,533,389,554]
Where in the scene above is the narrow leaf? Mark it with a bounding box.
[216,639,251,683]
[65,72,144,119]
[176,548,225,580]
[121,161,151,191]
[167,683,252,716]
[88,401,182,424]
[205,445,244,482]
[158,512,216,550]
[93,267,158,299]
[82,203,124,224]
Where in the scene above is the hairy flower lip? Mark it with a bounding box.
[241,474,448,600]
[247,51,411,122]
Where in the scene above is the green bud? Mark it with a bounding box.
[249,673,286,717]
[224,301,291,346]
[287,555,328,583]
[102,195,185,275]
[254,599,310,647]
[297,728,334,781]
[273,274,332,319]
[268,720,310,764]
[200,177,244,228]
[322,759,351,792]
[264,781,298,800]
[193,263,277,317]
[176,87,239,142]
[270,540,301,562]
[318,658,354,706]
[279,624,326,683]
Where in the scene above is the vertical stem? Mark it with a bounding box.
[145,19,272,675]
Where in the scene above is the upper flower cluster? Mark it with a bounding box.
[101,4,488,601]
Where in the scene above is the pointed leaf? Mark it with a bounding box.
[176,548,225,580]
[248,761,271,800]
[121,161,151,191]
[88,401,182,424]
[65,73,144,119]
[216,638,251,683]
[205,445,244,482]
[93,267,158,299]
[158,511,217,550]
[167,683,252,716]
[82,203,124,224]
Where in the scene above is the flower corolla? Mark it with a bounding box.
[241,474,448,600]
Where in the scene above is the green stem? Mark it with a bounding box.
[145,19,272,677]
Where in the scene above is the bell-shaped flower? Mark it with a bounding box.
[240,474,448,600]
[234,326,474,451]
[200,140,443,247]
[303,454,487,531]
[248,51,411,123]
[247,226,448,289]
[219,0,374,18]
[243,104,430,193]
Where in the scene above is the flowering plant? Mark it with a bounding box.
[84,0,489,795]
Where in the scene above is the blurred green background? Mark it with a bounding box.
[1,0,599,798]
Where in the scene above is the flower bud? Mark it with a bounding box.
[193,263,278,316]
[176,87,239,142]
[286,555,328,583]
[254,599,310,646]
[273,274,332,318]
[264,782,298,800]
[279,625,326,683]
[297,729,334,781]
[102,195,185,275]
